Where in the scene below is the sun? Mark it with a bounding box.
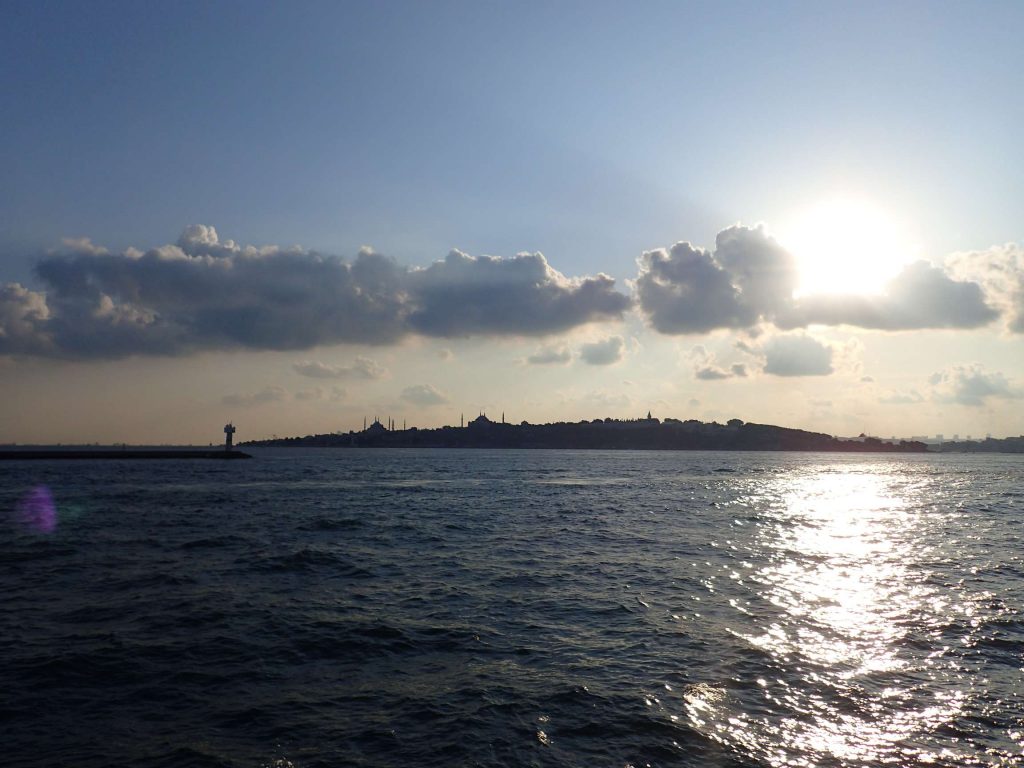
[778,197,920,296]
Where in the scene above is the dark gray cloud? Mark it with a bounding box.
[526,345,572,365]
[929,364,1021,406]
[401,384,449,406]
[292,357,385,380]
[636,225,1000,334]
[0,227,630,359]
[579,336,625,366]
[762,335,834,377]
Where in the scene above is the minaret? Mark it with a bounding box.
[224,423,236,452]
[461,413,464,428]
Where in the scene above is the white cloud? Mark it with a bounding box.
[946,243,1024,333]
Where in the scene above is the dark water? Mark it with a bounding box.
[2,449,1022,767]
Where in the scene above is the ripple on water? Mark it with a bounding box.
[2,450,1022,767]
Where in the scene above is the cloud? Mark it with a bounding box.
[778,261,998,330]
[406,249,630,338]
[695,366,731,380]
[0,226,630,359]
[526,345,572,365]
[879,390,924,405]
[0,283,51,354]
[694,362,748,380]
[689,344,747,380]
[762,334,834,377]
[579,389,632,410]
[635,224,999,334]
[400,384,449,406]
[222,386,287,407]
[928,364,1021,407]
[292,357,385,380]
[946,243,1024,332]
[579,335,625,365]
[635,238,753,334]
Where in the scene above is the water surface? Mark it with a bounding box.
[2,449,1022,767]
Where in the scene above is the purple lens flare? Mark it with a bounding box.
[16,485,57,533]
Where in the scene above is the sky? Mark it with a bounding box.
[1,0,1022,444]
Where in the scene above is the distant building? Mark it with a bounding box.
[365,418,388,435]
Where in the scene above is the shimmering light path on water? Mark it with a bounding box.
[2,450,1022,767]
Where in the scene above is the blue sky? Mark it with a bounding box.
[1,1,1022,442]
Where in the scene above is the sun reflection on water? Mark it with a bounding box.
[685,466,987,767]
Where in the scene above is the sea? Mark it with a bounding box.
[2,449,1022,768]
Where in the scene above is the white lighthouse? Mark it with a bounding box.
[224,423,236,451]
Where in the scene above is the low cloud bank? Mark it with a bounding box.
[0,226,630,358]
[293,357,386,380]
[636,225,1002,334]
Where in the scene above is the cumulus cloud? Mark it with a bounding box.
[579,335,625,365]
[762,335,834,377]
[406,249,630,337]
[928,364,1021,407]
[946,244,1024,333]
[636,224,1000,334]
[0,283,51,354]
[222,386,287,407]
[292,357,385,380]
[0,226,630,359]
[401,384,449,406]
[526,345,572,365]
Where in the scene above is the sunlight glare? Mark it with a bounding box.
[779,198,920,296]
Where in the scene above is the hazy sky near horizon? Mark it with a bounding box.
[2,0,1022,443]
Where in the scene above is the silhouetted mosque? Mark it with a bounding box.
[365,418,388,435]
